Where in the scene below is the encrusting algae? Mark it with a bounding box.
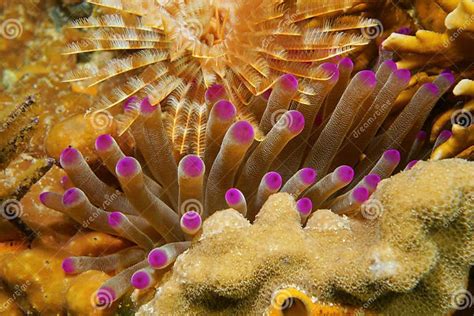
[0,0,473,315]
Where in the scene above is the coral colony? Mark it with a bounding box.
[0,0,473,315]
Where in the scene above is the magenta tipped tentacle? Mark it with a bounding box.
[178,155,205,218]
[304,70,376,176]
[148,242,191,269]
[60,147,138,215]
[305,165,354,208]
[225,188,247,216]
[115,156,183,242]
[140,96,156,114]
[62,248,145,275]
[205,84,227,107]
[180,211,202,236]
[405,160,419,170]
[131,101,178,207]
[281,168,317,197]
[237,111,305,220]
[204,100,237,172]
[206,121,255,214]
[331,67,411,169]
[357,149,401,183]
[365,81,444,162]
[433,130,453,149]
[259,74,299,134]
[253,171,283,212]
[131,268,156,290]
[330,187,369,214]
[39,191,65,212]
[95,260,148,305]
[276,64,340,178]
[296,197,312,223]
[108,212,155,250]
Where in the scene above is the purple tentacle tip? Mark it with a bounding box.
[213,100,236,121]
[383,60,397,71]
[353,187,369,203]
[108,212,123,228]
[296,198,312,216]
[416,130,428,141]
[181,155,204,177]
[406,160,418,170]
[336,165,354,183]
[358,70,377,87]
[423,83,439,95]
[181,211,202,231]
[205,84,226,103]
[262,88,272,101]
[438,130,453,141]
[62,258,75,274]
[116,157,140,178]
[225,188,243,205]
[395,69,411,82]
[440,71,455,85]
[60,147,80,167]
[321,62,339,81]
[300,168,317,185]
[231,121,255,144]
[279,74,299,91]
[396,27,411,35]
[264,171,282,191]
[384,149,401,164]
[339,57,353,69]
[95,134,113,151]
[63,188,81,206]
[286,110,305,134]
[148,248,168,269]
[365,174,381,190]
[131,270,152,289]
[39,192,48,205]
[123,96,138,112]
[140,97,156,114]
[97,287,116,302]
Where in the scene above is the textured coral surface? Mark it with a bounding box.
[140,159,473,315]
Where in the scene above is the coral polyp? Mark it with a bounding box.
[64,0,380,154]
[38,53,469,313]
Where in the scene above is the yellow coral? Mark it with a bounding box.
[138,159,473,315]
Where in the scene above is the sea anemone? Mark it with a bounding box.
[63,0,380,154]
[39,55,458,312]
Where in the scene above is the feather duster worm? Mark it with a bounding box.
[40,56,455,310]
[63,0,380,156]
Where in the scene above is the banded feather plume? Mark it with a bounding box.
[64,0,378,157]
